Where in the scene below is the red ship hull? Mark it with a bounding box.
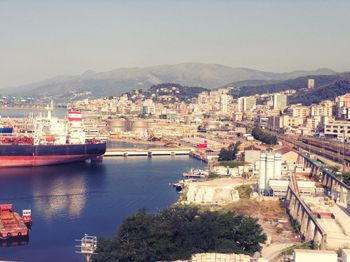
[0,154,97,167]
[0,143,106,167]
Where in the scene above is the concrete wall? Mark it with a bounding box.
[175,253,251,262]
[294,249,337,262]
[342,249,350,262]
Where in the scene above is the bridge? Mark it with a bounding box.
[286,185,327,249]
[297,152,350,204]
[104,148,192,157]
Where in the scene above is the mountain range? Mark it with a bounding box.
[0,63,336,99]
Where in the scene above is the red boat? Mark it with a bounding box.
[0,204,30,239]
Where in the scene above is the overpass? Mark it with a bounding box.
[286,184,327,249]
[297,153,350,204]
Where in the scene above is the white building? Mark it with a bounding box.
[324,119,350,139]
[220,94,229,115]
[237,96,256,113]
[273,93,287,110]
[308,79,315,89]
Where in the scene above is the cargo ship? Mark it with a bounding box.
[0,108,106,167]
[0,204,30,240]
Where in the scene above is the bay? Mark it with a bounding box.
[0,156,206,262]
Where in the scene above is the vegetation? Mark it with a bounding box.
[283,241,316,256]
[228,73,350,106]
[93,206,267,262]
[230,74,339,99]
[218,141,241,161]
[329,165,341,173]
[251,127,277,145]
[340,172,350,187]
[288,78,350,106]
[236,185,253,199]
[208,172,220,178]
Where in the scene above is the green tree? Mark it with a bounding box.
[93,207,266,262]
[219,142,241,161]
[251,127,277,145]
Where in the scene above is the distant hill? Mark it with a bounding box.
[230,74,340,97]
[228,72,350,106]
[0,63,336,99]
[288,73,350,105]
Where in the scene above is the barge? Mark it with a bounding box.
[0,204,30,240]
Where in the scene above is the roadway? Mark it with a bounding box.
[303,196,350,249]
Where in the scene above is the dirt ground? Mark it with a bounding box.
[216,199,298,244]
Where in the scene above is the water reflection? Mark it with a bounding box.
[0,236,29,248]
[0,162,106,221]
[32,174,87,220]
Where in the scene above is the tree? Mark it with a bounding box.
[218,142,241,161]
[251,127,277,145]
[93,207,266,261]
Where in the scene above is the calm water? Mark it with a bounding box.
[0,108,67,118]
[0,156,205,262]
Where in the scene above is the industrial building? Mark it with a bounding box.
[258,152,282,195]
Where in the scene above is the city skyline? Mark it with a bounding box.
[1,0,350,88]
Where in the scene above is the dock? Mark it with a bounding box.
[104,148,192,157]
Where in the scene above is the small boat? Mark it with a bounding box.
[172,182,183,191]
[0,204,30,240]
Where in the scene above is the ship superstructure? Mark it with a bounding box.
[0,105,106,167]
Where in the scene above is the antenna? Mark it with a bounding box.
[75,234,98,262]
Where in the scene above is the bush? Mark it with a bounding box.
[236,185,253,199]
[209,172,220,178]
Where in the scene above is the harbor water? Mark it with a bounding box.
[0,108,67,119]
[0,156,206,261]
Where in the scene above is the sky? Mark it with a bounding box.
[0,0,350,88]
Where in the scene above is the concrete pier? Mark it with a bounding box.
[104,147,192,157]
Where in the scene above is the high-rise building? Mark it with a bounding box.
[237,96,256,112]
[308,79,315,89]
[273,93,287,110]
[220,94,229,114]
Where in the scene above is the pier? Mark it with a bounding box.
[104,148,192,157]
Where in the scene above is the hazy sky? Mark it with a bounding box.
[0,0,350,88]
